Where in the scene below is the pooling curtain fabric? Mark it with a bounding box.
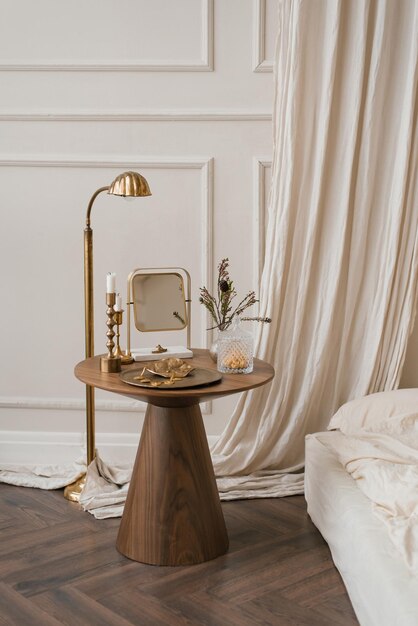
[212,0,418,499]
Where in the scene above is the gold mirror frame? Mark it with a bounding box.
[126,267,191,358]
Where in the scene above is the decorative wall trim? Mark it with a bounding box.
[0,431,86,465]
[253,0,274,73]
[0,0,214,73]
[0,155,213,415]
[0,156,213,309]
[202,0,214,72]
[0,156,211,170]
[0,110,272,122]
[0,430,219,447]
[0,430,219,464]
[0,396,144,412]
[0,395,210,415]
[253,158,272,286]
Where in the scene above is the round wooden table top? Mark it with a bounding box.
[75,348,275,407]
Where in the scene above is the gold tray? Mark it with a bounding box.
[120,367,222,389]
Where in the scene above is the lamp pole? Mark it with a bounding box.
[84,186,108,466]
[64,172,151,502]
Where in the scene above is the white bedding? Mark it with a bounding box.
[325,412,418,575]
[305,431,418,626]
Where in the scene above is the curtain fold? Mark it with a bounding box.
[212,0,418,498]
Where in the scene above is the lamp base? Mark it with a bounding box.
[100,356,122,373]
[64,474,86,502]
[114,346,134,365]
[121,352,135,365]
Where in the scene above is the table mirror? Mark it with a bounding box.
[126,267,192,361]
[132,272,187,332]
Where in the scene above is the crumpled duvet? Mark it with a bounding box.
[323,412,418,575]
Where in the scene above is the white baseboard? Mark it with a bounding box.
[0,431,219,466]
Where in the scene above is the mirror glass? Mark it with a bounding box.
[132,272,188,332]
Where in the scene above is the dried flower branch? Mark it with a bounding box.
[241,316,272,324]
[199,258,271,331]
[173,311,185,325]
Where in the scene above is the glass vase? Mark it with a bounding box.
[209,334,219,362]
[217,317,253,374]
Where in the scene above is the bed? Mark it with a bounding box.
[304,389,418,626]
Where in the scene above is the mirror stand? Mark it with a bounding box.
[125,267,192,362]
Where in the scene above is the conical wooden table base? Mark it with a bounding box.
[116,403,229,566]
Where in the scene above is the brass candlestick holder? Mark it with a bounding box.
[100,293,122,373]
[113,309,134,364]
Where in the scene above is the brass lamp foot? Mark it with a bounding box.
[64,474,86,502]
[121,352,134,365]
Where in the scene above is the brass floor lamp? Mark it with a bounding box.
[64,171,152,502]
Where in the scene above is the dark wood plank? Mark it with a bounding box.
[314,595,360,626]
[32,586,134,626]
[0,583,61,626]
[100,589,199,626]
[5,531,125,597]
[240,589,339,626]
[73,560,172,600]
[279,566,351,608]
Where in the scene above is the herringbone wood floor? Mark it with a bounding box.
[0,483,358,625]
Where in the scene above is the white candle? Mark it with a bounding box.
[115,293,122,311]
[106,272,116,293]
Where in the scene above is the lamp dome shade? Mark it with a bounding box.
[108,171,152,197]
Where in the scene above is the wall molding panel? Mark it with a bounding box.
[0,156,212,170]
[0,430,219,464]
[0,110,272,122]
[253,0,274,73]
[0,395,210,416]
[0,154,214,343]
[253,158,272,286]
[0,396,144,413]
[0,155,213,416]
[0,0,214,73]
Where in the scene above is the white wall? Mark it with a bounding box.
[0,0,277,465]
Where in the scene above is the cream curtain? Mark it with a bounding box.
[212,0,418,499]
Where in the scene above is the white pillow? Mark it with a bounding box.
[328,388,418,434]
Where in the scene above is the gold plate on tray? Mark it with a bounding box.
[120,367,222,389]
[146,358,195,379]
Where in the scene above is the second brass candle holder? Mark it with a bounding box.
[100,292,122,373]
[113,308,134,364]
